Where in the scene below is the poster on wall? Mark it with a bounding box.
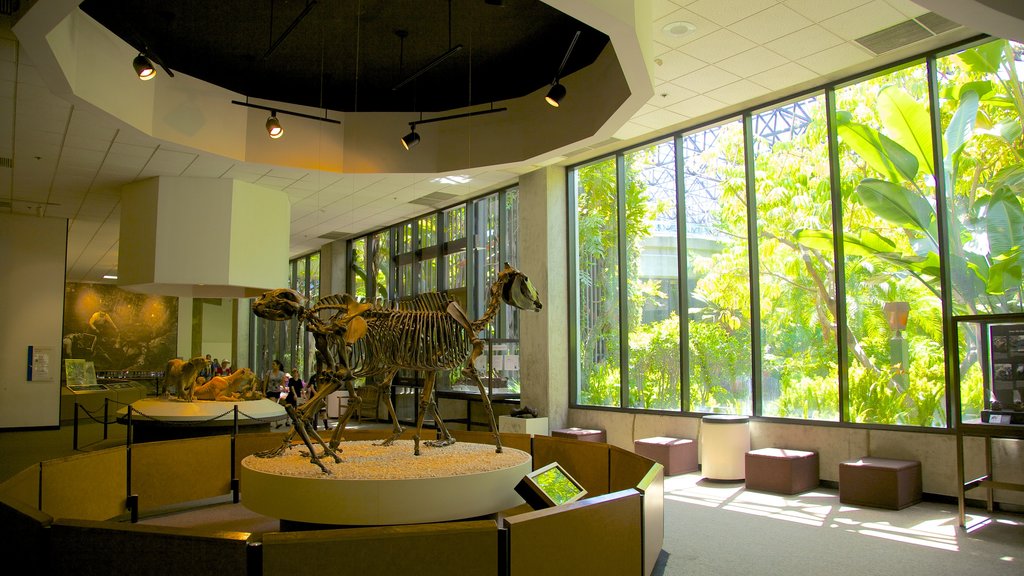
[987,323,1024,410]
[62,283,178,373]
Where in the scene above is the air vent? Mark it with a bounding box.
[915,11,960,35]
[0,199,11,209]
[318,231,350,240]
[0,157,12,168]
[855,13,963,55]
[409,191,458,207]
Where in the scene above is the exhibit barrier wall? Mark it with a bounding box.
[133,436,232,510]
[49,518,252,576]
[263,520,500,576]
[504,489,644,576]
[0,429,663,576]
[532,434,612,495]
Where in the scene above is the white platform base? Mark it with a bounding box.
[241,440,531,525]
[118,397,286,424]
[498,415,549,435]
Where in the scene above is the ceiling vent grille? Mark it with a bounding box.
[409,191,458,208]
[318,231,350,240]
[855,12,963,55]
[0,157,12,168]
[0,199,11,209]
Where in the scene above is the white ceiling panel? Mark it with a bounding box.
[820,0,908,41]
[799,42,874,75]
[783,0,872,23]
[728,4,814,45]
[718,47,791,78]
[687,0,779,27]
[749,62,819,91]
[677,29,756,63]
[765,25,846,61]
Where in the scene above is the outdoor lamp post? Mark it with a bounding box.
[883,301,910,387]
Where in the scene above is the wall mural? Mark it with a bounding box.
[62,283,178,372]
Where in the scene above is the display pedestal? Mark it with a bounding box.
[498,415,548,435]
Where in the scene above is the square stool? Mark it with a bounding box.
[744,448,819,494]
[634,437,697,476]
[551,427,606,442]
[839,457,922,510]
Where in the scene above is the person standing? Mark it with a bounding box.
[265,359,287,400]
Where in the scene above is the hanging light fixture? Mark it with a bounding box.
[266,112,284,139]
[545,82,567,107]
[545,30,580,107]
[401,127,420,150]
[132,53,156,80]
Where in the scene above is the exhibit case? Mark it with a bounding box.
[950,314,1024,527]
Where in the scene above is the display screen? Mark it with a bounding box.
[533,465,585,505]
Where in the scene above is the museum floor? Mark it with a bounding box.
[1,421,1021,576]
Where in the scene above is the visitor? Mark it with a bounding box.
[265,359,287,400]
[285,368,303,409]
[218,360,232,375]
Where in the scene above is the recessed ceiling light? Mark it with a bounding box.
[103,274,118,280]
[662,21,697,39]
[432,175,472,185]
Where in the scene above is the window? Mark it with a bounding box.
[567,37,1024,429]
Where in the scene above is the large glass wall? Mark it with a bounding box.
[569,37,1024,428]
[681,121,752,414]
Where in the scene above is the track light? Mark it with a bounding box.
[401,128,420,150]
[266,112,284,139]
[545,30,581,107]
[133,54,156,81]
[545,82,566,107]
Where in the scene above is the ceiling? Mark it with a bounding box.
[0,1,991,286]
[79,0,610,113]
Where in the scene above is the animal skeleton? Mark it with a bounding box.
[251,263,543,473]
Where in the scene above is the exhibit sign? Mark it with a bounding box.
[515,461,587,509]
[27,345,55,381]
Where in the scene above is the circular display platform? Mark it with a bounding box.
[117,397,287,425]
[241,440,532,525]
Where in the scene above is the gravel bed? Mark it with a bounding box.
[243,440,530,480]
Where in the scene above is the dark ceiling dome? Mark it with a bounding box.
[80,0,609,113]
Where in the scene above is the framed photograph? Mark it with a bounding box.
[514,461,588,509]
[988,323,1024,408]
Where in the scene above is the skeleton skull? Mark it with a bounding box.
[500,263,543,312]
[252,288,305,320]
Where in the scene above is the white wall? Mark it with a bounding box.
[0,213,68,428]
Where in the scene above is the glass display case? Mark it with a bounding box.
[951,314,1024,527]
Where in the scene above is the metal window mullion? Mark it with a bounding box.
[466,200,478,322]
[438,211,448,295]
[675,134,689,413]
[567,169,581,407]
[498,189,509,339]
[616,153,630,409]
[825,89,851,423]
[743,113,763,416]
[927,55,958,430]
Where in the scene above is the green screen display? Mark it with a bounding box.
[534,466,584,505]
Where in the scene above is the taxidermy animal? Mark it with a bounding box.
[162,356,208,401]
[193,368,259,401]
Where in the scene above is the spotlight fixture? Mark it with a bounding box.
[266,112,284,139]
[400,106,508,150]
[545,30,581,107]
[545,82,567,107]
[132,53,156,80]
[401,128,420,150]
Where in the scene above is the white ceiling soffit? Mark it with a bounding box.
[11,1,654,176]
[912,0,1024,43]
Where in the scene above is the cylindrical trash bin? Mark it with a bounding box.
[700,415,750,481]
